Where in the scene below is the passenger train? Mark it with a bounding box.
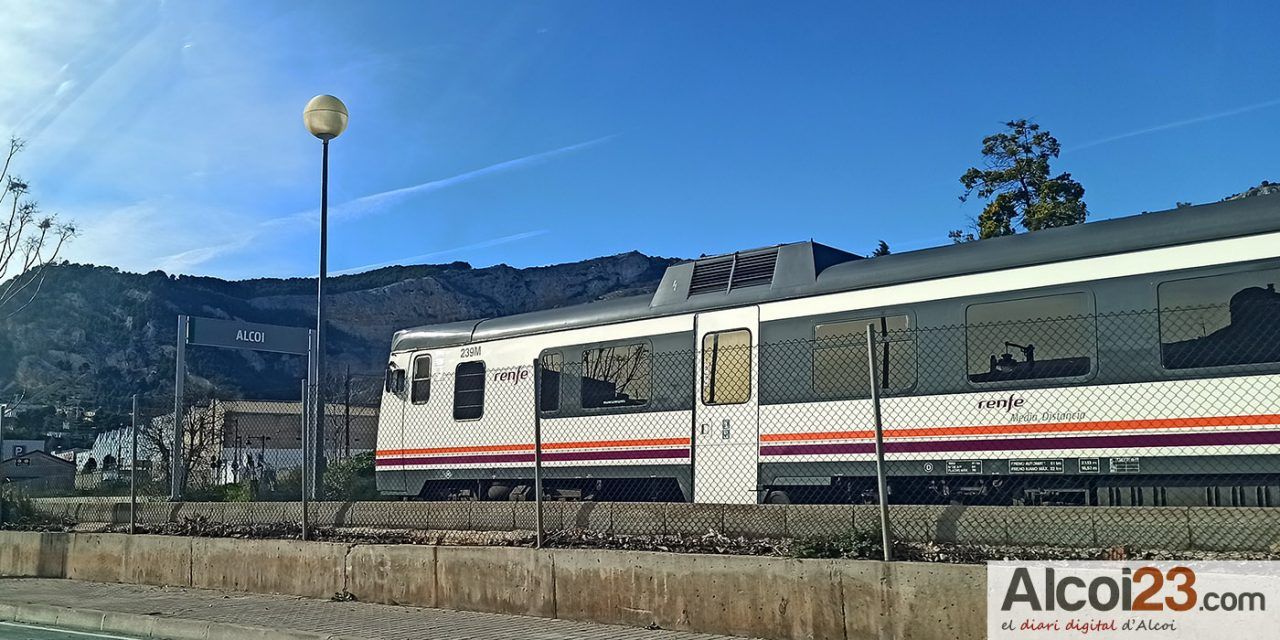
[375,195,1280,507]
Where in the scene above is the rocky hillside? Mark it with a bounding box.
[1225,180,1280,201]
[0,252,678,412]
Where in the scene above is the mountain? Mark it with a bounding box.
[0,252,679,413]
[1225,180,1280,201]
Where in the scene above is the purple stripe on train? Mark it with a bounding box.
[376,447,691,467]
[758,429,1280,457]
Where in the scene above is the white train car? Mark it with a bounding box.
[375,194,1280,506]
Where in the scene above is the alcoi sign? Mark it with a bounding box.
[186,316,310,355]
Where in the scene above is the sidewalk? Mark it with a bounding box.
[0,579,754,640]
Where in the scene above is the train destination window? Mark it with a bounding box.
[581,343,651,408]
[813,315,914,397]
[411,355,431,404]
[539,352,562,412]
[966,293,1093,383]
[453,360,486,420]
[702,329,752,404]
[1159,267,1280,369]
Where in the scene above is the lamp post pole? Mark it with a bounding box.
[313,137,329,499]
[303,94,348,500]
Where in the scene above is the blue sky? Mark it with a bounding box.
[2,1,1278,279]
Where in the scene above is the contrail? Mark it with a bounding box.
[1068,97,1280,152]
[327,135,617,223]
[330,229,550,276]
[156,135,615,271]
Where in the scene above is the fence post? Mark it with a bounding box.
[300,378,310,542]
[532,358,544,549]
[0,402,7,529]
[865,324,893,562]
[130,394,138,535]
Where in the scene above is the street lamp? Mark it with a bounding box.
[303,94,348,497]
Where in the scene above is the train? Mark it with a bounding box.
[374,194,1280,507]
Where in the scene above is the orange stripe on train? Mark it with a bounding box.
[758,413,1280,443]
[377,436,691,458]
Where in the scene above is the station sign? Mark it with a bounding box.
[186,317,310,355]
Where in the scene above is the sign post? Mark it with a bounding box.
[171,316,188,500]
[171,315,314,501]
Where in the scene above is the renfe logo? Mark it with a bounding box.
[978,394,1024,411]
[235,329,266,343]
[493,368,530,385]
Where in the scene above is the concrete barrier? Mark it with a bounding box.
[345,544,437,607]
[190,537,346,599]
[1188,507,1280,552]
[1093,507,1190,550]
[554,548,847,640]
[1005,506,1094,547]
[878,561,985,640]
[0,530,988,640]
[0,531,67,578]
[435,546,556,618]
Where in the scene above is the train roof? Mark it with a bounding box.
[391,193,1280,353]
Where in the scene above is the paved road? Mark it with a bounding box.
[0,622,138,640]
[0,579,752,640]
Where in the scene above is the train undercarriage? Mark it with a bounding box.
[408,473,1280,508]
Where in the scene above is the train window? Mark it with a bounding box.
[1158,267,1280,369]
[411,355,431,404]
[813,315,914,397]
[702,329,752,404]
[966,293,1094,383]
[581,343,651,408]
[539,352,562,412]
[452,361,486,420]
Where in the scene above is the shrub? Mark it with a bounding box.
[323,452,380,501]
[0,487,53,525]
[790,529,883,559]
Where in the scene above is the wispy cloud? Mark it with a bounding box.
[1068,97,1280,152]
[331,229,550,275]
[324,134,616,223]
[156,135,616,271]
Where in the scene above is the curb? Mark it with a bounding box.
[0,601,358,640]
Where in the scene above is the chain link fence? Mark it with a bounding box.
[5,299,1280,559]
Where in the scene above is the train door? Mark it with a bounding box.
[376,350,413,495]
[693,306,760,504]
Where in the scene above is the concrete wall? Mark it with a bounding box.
[0,530,986,640]
[33,499,1280,553]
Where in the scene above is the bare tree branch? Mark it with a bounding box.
[0,136,75,318]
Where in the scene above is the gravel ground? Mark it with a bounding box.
[6,517,1277,564]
